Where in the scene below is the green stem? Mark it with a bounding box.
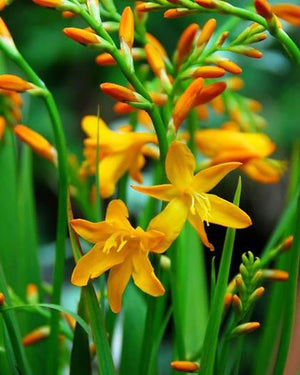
[1,46,69,375]
[78,9,169,168]
[200,178,242,375]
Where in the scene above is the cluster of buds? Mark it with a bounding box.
[226,252,264,337]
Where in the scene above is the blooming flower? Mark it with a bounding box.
[195,128,286,183]
[132,141,251,250]
[79,115,157,198]
[71,200,166,313]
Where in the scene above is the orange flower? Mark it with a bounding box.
[14,125,57,163]
[0,75,34,92]
[63,27,101,45]
[119,6,134,48]
[132,141,251,250]
[171,79,226,130]
[272,3,300,26]
[100,82,143,103]
[254,0,273,20]
[32,0,63,8]
[0,116,5,139]
[171,361,200,372]
[197,18,217,46]
[195,128,286,183]
[71,200,165,312]
[175,23,200,66]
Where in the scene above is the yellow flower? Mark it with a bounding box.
[79,115,157,198]
[195,128,286,183]
[132,141,251,250]
[71,200,165,313]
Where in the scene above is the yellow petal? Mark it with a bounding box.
[99,152,133,198]
[129,154,145,184]
[148,197,189,252]
[141,229,166,253]
[71,243,126,286]
[206,194,252,228]
[241,158,286,183]
[132,251,165,296]
[131,184,178,201]
[187,214,214,250]
[166,141,195,190]
[105,200,132,230]
[193,162,242,193]
[195,129,275,159]
[81,115,110,139]
[71,219,111,243]
[107,259,132,313]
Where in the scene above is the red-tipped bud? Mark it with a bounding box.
[231,322,260,337]
[254,0,273,20]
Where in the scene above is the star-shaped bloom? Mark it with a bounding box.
[79,115,157,198]
[132,141,252,250]
[71,200,165,313]
[195,128,286,183]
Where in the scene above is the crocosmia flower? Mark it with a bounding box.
[71,200,166,313]
[132,141,252,250]
[79,115,157,198]
[195,128,286,183]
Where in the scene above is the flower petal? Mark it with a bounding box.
[241,159,286,184]
[99,153,133,198]
[132,251,165,296]
[207,194,252,228]
[105,199,132,231]
[107,259,132,313]
[81,115,111,139]
[193,162,242,193]
[71,219,111,243]
[131,184,178,201]
[166,141,195,190]
[148,197,189,252]
[71,243,126,286]
[187,214,214,250]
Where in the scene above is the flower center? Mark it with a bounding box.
[103,232,128,254]
[190,192,211,225]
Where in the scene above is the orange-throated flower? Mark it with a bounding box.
[195,128,286,183]
[132,141,251,250]
[79,115,157,198]
[71,199,166,313]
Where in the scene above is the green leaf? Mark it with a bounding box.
[200,177,242,375]
[2,303,91,336]
[119,283,147,375]
[176,222,209,359]
[70,292,92,375]
[17,145,41,297]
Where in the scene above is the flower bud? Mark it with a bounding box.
[0,75,35,92]
[231,322,260,337]
[14,125,57,164]
[23,326,50,346]
[171,361,200,372]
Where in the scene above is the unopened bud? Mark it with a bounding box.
[0,75,35,92]
[171,361,200,372]
[282,235,293,251]
[232,294,243,316]
[224,293,233,310]
[248,286,265,304]
[26,284,39,304]
[0,292,5,306]
[254,0,273,20]
[195,0,215,9]
[164,8,196,18]
[22,326,50,346]
[231,322,260,337]
[100,83,143,103]
[262,269,289,281]
[160,255,171,270]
